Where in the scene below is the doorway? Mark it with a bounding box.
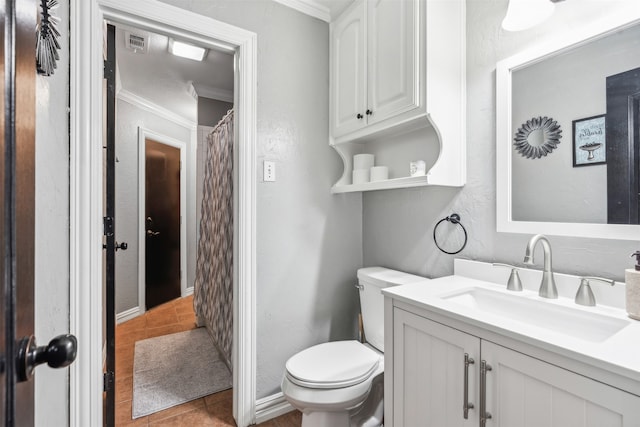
[70,2,258,426]
[111,20,235,423]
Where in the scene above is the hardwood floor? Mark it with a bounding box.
[115,295,301,426]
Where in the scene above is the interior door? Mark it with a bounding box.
[103,22,118,427]
[1,1,77,425]
[606,67,640,224]
[145,139,181,310]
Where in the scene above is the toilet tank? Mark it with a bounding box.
[357,267,430,352]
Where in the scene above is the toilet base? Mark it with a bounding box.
[296,373,384,427]
[301,410,350,427]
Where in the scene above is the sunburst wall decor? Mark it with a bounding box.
[36,0,61,76]
[513,116,563,159]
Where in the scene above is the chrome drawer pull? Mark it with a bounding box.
[463,353,475,419]
[480,360,493,426]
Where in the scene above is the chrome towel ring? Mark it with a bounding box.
[433,213,468,255]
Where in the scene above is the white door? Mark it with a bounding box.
[366,0,418,125]
[483,340,640,427]
[393,308,480,427]
[331,0,367,137]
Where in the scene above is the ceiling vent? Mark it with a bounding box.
[124,30,149,54]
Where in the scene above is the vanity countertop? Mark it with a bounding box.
[382,259,640,392]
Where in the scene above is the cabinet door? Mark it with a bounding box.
[367,0,419,125]
[331,0,367,137]
[483,341,640,427]
[393,309,480,427]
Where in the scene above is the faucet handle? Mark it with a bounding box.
[575,276,615,306]
[492,263,523,292]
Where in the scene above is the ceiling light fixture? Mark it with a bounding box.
[168,39,207,61]
[502,0,556,31]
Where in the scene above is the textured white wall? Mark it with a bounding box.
[363,0,640,286]
[157,0,364,398]
[114,99,193,313]
[34,0,70,425]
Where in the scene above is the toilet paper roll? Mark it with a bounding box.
[370,166,389,182]
[353,154,375,170]
[626,269,640,320]
[352,169,370,185]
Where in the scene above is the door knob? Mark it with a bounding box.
[16,334,77,382]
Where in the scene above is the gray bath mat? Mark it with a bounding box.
[132,328,232,418]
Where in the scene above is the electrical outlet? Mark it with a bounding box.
[264,161,276,182]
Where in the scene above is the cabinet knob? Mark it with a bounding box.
[366,109,372,115]
[356,113,363,119]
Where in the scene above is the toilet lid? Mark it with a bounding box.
[285,341,380,389]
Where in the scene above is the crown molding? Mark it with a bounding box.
[272,0,331,22]
[117,89,196,129]
[191,83,234,103]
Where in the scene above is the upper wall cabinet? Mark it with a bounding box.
[330,0,466,192]
[332,0,417,138]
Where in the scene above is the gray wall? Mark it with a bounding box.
[198,97,233,126]
[363,0,639,287]
[511,23,640,223]
[34,0,70,425]
[115,99,194,313]
[158,0,363,398]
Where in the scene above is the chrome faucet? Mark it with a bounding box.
[523,234,558,299]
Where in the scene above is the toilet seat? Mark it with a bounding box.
[285,341,380,389]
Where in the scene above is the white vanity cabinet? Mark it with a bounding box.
[329,0,466,191]
[388,305,640,427]
[483,341,640,427]
[392,308,479,426]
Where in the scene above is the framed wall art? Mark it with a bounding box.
[572,114,606,167]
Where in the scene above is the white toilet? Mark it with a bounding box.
[281,267,430,427]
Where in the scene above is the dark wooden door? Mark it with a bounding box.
[606,67,640,224]
[145,139,181,310]
[103,22,117,427]
[1,1,37,424]
[1,1,77,425]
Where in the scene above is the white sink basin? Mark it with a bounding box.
[442,287,629,343]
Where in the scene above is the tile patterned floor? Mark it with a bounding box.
[115,295,301,426]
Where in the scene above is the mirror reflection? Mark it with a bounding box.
[511,22,640,224]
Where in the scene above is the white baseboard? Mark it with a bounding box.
[255,392,294,424]
[183,286,194,297]
[116,306,142,324]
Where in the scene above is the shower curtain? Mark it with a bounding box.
[194,109,234,369]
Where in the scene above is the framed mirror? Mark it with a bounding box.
[497,11,640,240]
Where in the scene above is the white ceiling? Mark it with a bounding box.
[310,0,354,19]
[115,25,234,124]
[114,1,354,123]
[272,0,355,21]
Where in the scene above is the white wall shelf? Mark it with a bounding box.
[329,0,466,191]
[331,175,434,194]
